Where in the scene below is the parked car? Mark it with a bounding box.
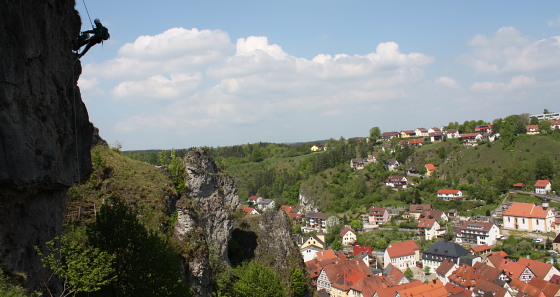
[416,261,423,268]
[533,238,544,243]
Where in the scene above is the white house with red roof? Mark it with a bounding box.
[428,127,442,134]
[381,131,399,141]
[526,125,540,135]
[415,128,429,137]
[256,198,275,211]
[475,124,493,134]
[429,132,444,142]
[436,189,464,201]
[383,240,420,270]
[502,202,555,233]
[384,175,408,189]
[460,133,482,146]
[340,226,357,246]
[239,206,260,217]
[455,221,500,246]
[445,129,460,139]
[552,119,560,130]
[418,218,443,240]
[534,180,552,195]
[425,164,436,177]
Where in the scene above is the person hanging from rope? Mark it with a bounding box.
[74,18,110,58]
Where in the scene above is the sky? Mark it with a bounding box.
[76,1,560,150]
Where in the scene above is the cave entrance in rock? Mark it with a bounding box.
[228,228,258,266]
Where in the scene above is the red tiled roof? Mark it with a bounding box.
[461,132,480,138]
[353,246,372,256]
[425,164,436,171]
[369,207,387,216]
[503,202,550,219]
[551,119,560,126]
[448,264,481,288]
[248,195,260,200]
[386,240,419,259]
[535,180,550,187]
[473,279,507,297]
[499,259,526,280]
[437,189,460,194]
[526,125,540,130]
[517,257,554,279]
[375,280,422,297]
[399,279,448,297]
[528,277,560,297]
[459,221,496,233]
[470,244,491,253]
[513,183,524,187]
[240,206,256,214]
[409,204,432,213]
[408,138,425,144]
[418,218,436,229]
[340,226,356,237]
[435,259,455,276]
[445,283,472,297]
[350,275,389,297]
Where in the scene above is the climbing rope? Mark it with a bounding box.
[72,58,81,184]
[82,0,94,29]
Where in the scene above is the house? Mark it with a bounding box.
[400,130,416,138]
[517,257,560,282]
[551,119,560,130]
[256,198,275,211]
[299,234,325,262]
[381,132,399,141]
[340,226,357,246]
[469,244,492,256]
[512,183,524,190]
[408,204,432,219]
[397,279,448,297]
[280,205,299,219]
[374,280,422,297]
[472,278,510,297]
[422,241,469,271]
[502,202,555,233]
[247,195,261,206]
[445,129,460,139]
[407,138,424,146]
[447,263,482,290]
[510,277,560,297]
[386,158,400,171]
[475,124,493,134]
[305,212,328,230]
[351,158,366,170]
[425,164,436,177]
[436,189,464,201]
[435,259,456,285]
[311,145,322,152]
[382,263,409,286]
[460,133,482,146]
[456,221,500,246]
[415,128,429,137]
[534,180,552,194]
[347,275,389,297]
[369,207,390,225]
[367,153,378,163]
[553,233,560,251]
[417,218,444,240]
[239,206,260,217]
[481,132,498,142]
[383,240,420,271]
[381,143,394,153]
[428,127,442,134]
[316,259,372,294]
[353,246,373,266]
[384,175,408,189]
[429,132,444,142]
[526,125,540,135]
[419,209,448,222]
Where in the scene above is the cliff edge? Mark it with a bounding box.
[0,0,92,289]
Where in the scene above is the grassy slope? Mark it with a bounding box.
[67,145,177,232]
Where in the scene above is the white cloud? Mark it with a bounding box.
[470,75,536,92]
[464,27,560,74]
[112,73,202,102]
[435,76,460,88]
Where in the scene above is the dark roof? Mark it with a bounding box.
[423,241,469,258]
[554,233,560,244]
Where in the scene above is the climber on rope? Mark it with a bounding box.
[74,18,110,58]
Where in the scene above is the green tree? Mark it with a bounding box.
[530,116,539,125]
[0,271,34,297]
[350,220,363,231]
[232,261,285,297]
[169,149,186,193]
[539,121,553,134]
[36,232,116,297]
[158,150,169,166]
[88,198,187,297]
[369,127,381,143]
[424,266,431,275]
[289,268,307,297]
[535,156,554,180]
[330,239,343,251]
[404,267,413,280]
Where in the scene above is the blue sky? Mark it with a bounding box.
[76,1,560,150]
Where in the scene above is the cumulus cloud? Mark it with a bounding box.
[470,75,536,92]
[548,15,560,27]
[80,28,440,140]
[464,27,560,74]
[435,76,460,88]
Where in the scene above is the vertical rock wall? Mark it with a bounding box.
[0,0,92,289]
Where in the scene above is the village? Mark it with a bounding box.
[238,112,560,297]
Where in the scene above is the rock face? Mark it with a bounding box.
[0,0,92,289]
[175,149,239,296]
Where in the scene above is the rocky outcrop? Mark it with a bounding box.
[298,192,319,213]
[0,0,92,290]
[175,149,239,296]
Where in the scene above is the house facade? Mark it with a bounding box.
[386,158,400,171]
[534,180,552,195]
[461,133,482,146]
[425,164,436,177]
[422,241,469,271]
[418,218,443,240]
[340,226,357,246]
[305,212,328,230]
[502,202,555,233]
[415,128,429,137]
[383,240,420,270]
[445,129,460,139]
[455,221,500,246]
[368,207,390,225]
[436,189,464,201]
[526,125,540,135]
[384,175,408,189]
[381,132,399,141]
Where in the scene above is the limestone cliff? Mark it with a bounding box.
[0,0,92,289]
[175,149,240,296]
